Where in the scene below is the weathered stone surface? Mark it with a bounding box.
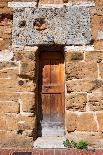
[65,111,77,132]
[88,93,103,111]
[0,131,33,148]
[99,63,103,78]
[20,61,36,78]
[20,93,35,112]
[14,51,36,61]
[0,92,19,102]
[67,131,103,148]
[66,93,87,111]
[65,51,84,62]
[94,41,103,50]
[0,68,19,79]
[12,5,92,46]
[65,61,98,80]
[66,79,103,93]
[0,79,35,92]
[91,15,103,41]
[0,114,36,130]
[0,102,20,113]
[85,51,103,63]
[77,113,97,131]
[97,113,103,132]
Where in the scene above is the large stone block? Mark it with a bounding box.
[0,114,36,131]
[94,41,103,50]
[0,131,33,148]
[99,62,103,78]
[0,79,35,92]
[11,4,92,46]
[20,93,35,112]
[65,111,77,132]
[85,51,103,63]
[65,51,84,62]
[66,79,103,93]
[65,61,98,80]
[0,92,19,102]
[77,113,97,131]
[66,93,87,111]
[88,93,103,111]
[97,113,103,132]
[0,101,20,113]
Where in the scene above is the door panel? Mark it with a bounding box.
[39,51,64,136]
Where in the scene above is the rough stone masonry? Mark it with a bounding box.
[0,0,103,149]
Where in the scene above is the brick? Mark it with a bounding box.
[65,111,77,132]
[65,61,98,80]
[97,113,103,132]
[20,93,35,112]
[66,93,87,111]
[65,51,84,62]
[77,113,97,131]
[66,79,103,93]
[88,93,103,111]
[0,101,20,113]
[85,51,103,63]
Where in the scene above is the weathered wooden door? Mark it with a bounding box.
[39,51,64,137]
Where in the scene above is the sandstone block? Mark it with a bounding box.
[95,0,103,6]
[66,93,87,111]
[66,79,103,93]
[14,51,36,61]
[0,38,10,50]
[88,93,103,111]
[99,63,103,78]
[65,51,83,62]
[0,114,36,131]
[0,68,19,79]
[97,113,103,132]
[94,41,103,50]
[85,51,103,63]
[20,93,35,112]
[20,61,36,78]
[0,79,35,92]
[65,111,77,132]
[77,113,97,131]
[91,15,103,41]
[0,92,19,102]
[0,101,20,113]
[0,131,33,148]
[65,61,98,80]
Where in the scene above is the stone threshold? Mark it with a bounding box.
[33,137,66,148]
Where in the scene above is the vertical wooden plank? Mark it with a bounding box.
[41,60,50,85]
[42,94,50,122]
[50,94,64,122]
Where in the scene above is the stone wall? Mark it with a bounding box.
[0,0,103,149]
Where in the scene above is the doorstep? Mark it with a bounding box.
[33,137,66,148]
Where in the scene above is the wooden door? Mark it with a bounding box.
[39,51,64,137]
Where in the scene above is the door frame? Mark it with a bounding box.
[37,46,65,137]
